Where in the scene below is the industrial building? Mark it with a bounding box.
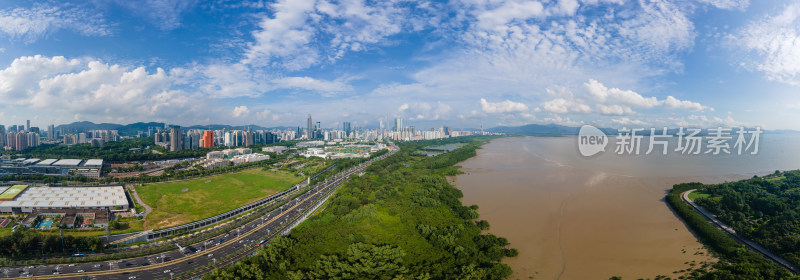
[0,158,103,177]
[0,185,129,214]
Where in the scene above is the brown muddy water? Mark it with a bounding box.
[452,136,800,280]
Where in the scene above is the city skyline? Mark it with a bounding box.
[1,1,800,129]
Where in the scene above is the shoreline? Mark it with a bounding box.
[451,136,722,279]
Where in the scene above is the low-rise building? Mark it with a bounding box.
[0,158,103,177]
[0,185,128,214]
[262,146,288,154]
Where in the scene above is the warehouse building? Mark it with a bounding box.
[0,185,128,214]
[0,158,103,177]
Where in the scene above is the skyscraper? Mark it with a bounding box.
[169,126,183,151]
[202,130,214,148]
[307,114,313,140]
[394,118,403,132]
[0,125,5,147]
[26,120,30,131]
[343,122,351,138]
[48,124,55,139]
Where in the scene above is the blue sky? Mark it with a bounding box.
[1,0,799,130]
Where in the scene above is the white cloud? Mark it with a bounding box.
[0,55,209,124]
[0,3,111,42]
[735,3,800,85]
[112,0,197,31]
[474,1,545,30]
[243,0,416,71]
[662,95,706,111]
[397,103,409,112]
[232,106,250,118]
[398,102,452,120]
[199,63,267,98]
[696,0,748,10]
[611,117,646,126]
[616,0,695,65]
[480,98,529,113]
[243,0,318,70]
[272,76,353,95]
[0,55,82,101]
[541,98,591,114]
[596,104,633,115]
[584,79,708,111]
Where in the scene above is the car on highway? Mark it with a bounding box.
[207,253,214,257]
[164,269,171,273]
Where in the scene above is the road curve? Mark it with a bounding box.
[681,189,800,273]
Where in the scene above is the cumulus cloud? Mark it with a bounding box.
[0,55,207,123]
[584,79,708,111]
[0,3,111,42]
[585,79,660,108]
[734,3,800,85]
[480,98,529,113]
[232,106,250,118]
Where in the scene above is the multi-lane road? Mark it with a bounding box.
[1,150,393,280]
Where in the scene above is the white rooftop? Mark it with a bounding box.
[36,159,58,166]
[53,159,83,166]
[84,159,103,166]
[0,186,128,209]
[23,159,40,165]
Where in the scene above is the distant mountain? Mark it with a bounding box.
[488,124,800,136]
[55,121,124,133]
[54,121,293,136]
[488,123,617,135]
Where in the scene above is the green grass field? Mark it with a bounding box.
[137,168,303,230]
[688,191,711,201]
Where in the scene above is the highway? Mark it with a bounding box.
[0,150,393,280]
[681,189,800,273]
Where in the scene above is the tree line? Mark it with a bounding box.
[204,136,516,280]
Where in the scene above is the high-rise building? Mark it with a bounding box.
[6,133,16,149]
[26,120,30,131]
[48,124,55,139]
[394,118,403,132]
[15,132,28,151]
[343,122,352,138]
[307,114,313,140]
[0,125,5,147]
[169,126,183,151]
[202,130,214,148]
[224,131,233,147]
